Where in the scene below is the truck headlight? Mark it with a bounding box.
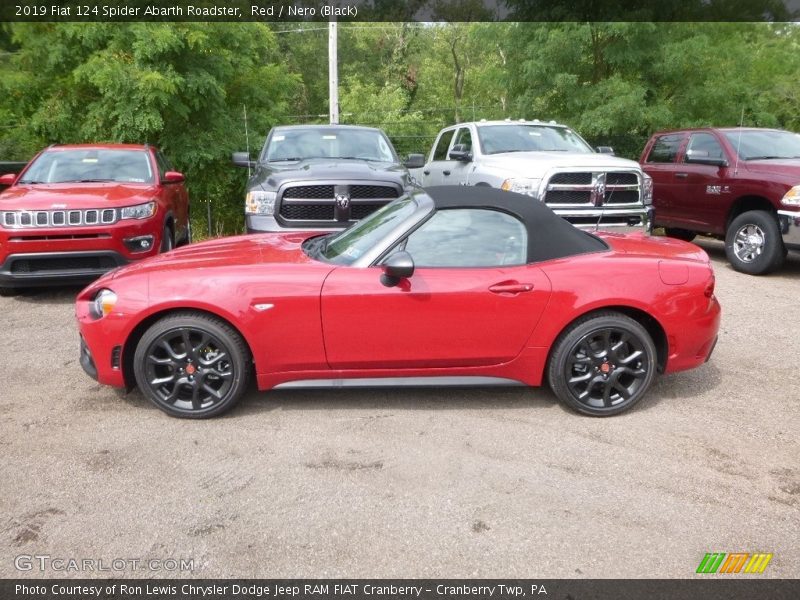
[91,289,117,319]
[500,178,541,197]
[781,185,800,207]
[245,190,277,215]
[119,201,156,220]
[642,173,653,206]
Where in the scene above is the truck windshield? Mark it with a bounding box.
[477,125,593,155]
[18,149,154,184]
[306,196,418,266]
[265,128,397,163]
[722,130,800,160]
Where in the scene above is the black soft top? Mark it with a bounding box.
[424,186,608,263]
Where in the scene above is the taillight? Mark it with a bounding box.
[704,272,715,298]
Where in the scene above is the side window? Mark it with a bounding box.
[685,133,725,161]
[646,134,684,163]
[432,130,455,161]
[155,151,171,179]
[449,127,473,156]
[400,208,527,267]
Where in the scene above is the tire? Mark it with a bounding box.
[547,311,657,417]
[664,228,696,243]
[160,224,174,253]
[724,210,784,275]
[133,312,251,418]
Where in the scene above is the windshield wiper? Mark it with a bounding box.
[744,156,786,160]
[305,234,330,259]
[268,157,304,162]
[75,178,116,183]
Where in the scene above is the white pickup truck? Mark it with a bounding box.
[410,119,653,232]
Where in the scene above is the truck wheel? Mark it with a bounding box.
[664,228,696,242]
[547,311,657,416]
[725,211,784,275]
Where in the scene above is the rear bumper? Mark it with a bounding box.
[0,251,128,288]
[778,210,800,249]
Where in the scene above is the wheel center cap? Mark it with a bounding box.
[600,362,612,374]
[747,234,762,246]
[185,364,196,375]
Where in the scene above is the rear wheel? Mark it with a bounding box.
[547,312,657,416]
[724,210,784,275]
[133,312,251,418]
[664,227,696,242]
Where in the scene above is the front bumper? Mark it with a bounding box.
[79,335,98,381]
[778,210,800,249]
[246,214,344,234]
[0,251,128,288]
[558,206,653,235]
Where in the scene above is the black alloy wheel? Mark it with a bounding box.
[548,312,657,416]
[133,313,250,418]
[160,224,174,253]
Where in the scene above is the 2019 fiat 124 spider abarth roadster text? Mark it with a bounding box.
[76,186,720,418]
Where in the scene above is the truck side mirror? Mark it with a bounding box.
[231,152,255,168]
[448,144,472,162]
[596,146,615,155]
[404,154,425,169]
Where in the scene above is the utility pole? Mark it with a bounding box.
[328,20,339,124]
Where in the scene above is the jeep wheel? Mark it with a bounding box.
[160,224,174,253]
[725,210,784,275]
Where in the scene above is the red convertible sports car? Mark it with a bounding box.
[76,186,720,418]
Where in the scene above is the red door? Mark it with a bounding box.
[320,265,552,370]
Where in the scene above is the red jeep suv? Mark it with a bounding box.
[0,144,190,294]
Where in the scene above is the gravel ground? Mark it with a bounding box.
[1,238,798,579]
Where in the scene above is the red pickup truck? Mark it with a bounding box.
[640,127,800,275]
[0,144,190,295]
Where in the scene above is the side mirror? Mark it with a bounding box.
[0,173,16,186]
[404,153,426,169]
[685,150,728,167]
[163,171,185,184]
[380,251,415,287]
[232,151,255,168]
[596,146,615,155]
[448,144,472,162]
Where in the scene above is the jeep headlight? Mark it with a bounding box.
[119,201,156,220]
[245,190,277,215]
[500,178,541,197]
[781,185,800,207]
[642,172,653,206]
[91,289,117,319]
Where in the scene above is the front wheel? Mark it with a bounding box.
[725,210,784,275]
[160,224,174,253]
[133,312,251,418]
[547,312,657,416]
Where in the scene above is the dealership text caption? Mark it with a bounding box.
[14,3,357,18]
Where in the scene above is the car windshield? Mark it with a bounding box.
[477,124,594,155]
[264,128,397,162]
[722,129,800,160]
[307,196,418,266]
[18,149,155,184]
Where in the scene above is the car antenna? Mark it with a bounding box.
[733,107,744,176]
[243,104,252,179]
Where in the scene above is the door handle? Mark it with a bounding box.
[423,170,430,175]
[443,170,451,176]
[489,282,534,295]
[675,173,688,179]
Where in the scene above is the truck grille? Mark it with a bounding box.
[278,183,401,226]
[542,170,642,208]
[1,208,118,229]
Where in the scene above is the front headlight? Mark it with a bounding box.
[500,178,541,197]
[245,190,277,215]
[781,185,800,207]
[91,289,117,319]
[119,201,156,220]
[642,172,653,206]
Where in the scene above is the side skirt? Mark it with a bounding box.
[274,376,526,390]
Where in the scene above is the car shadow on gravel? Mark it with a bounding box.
[5,285,84,305]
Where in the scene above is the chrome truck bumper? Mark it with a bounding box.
[778,210,800,250]
[557,206,653,235]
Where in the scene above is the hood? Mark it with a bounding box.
[108,231,322,280]
[598,232,710,263]
[480,151,640,176]
[0,182,158,210]
[744,159,800,179]
[249,158,411,191]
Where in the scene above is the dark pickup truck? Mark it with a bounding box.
[640,127,800,275]
[232,125,421,233]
